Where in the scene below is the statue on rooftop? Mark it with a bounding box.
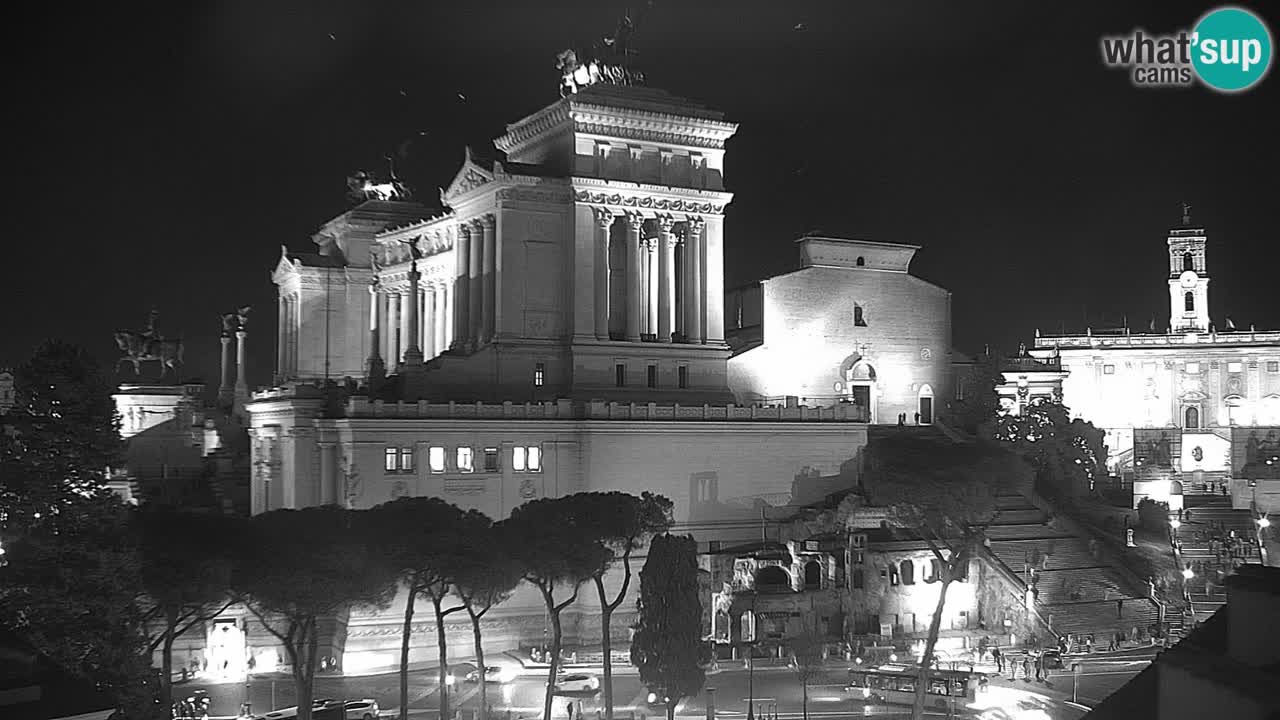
[115,308,184,380]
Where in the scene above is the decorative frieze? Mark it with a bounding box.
[573,189,724,215]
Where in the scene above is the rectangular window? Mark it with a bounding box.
[1103,365,1115,375]
[428,446,446,473]
[615,363,626,387]
[1186,362,1201,374]
[457,446,474,473]
[483,448,499,472]
[647,364,657,388]
[678,366,688,389]
[1269,361,1280,373]
[513,446,527,472]
[534,362,545,387]
[385,447,398,472]
[1228,361,1243,373]
[527,445,542,472]
[399,447,414,472]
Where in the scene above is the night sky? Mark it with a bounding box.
[9,1,1278,392]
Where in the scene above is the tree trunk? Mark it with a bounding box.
[161,609,177,712]
[470,609,488,720]
[540,586,564,720]
[400,586,417,720]
[801,680,808,720]
[296,619,317,720]
[433,596,451,720]
[594,577,615,720]
[912,579,952,720]
[666,699,676,720]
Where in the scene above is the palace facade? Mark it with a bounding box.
[1015,215,1280,511]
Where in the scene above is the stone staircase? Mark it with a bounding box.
[1177,493,1263,622]
[985,493,1163,640]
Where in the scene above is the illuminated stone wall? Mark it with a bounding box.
[729,239,952,423]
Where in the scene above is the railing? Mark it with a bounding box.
[1001,357,1062,372]
[1036,328,1280,348]
[342,397,874,422]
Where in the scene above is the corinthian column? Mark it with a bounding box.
[403,261,423,366]
[593,208,614,340]
[685,217,705,344]
[480,214,496,343]
[468,219,483,347]
[219,333,234,404]
[235,328,248,396]
[387,291,400,372]
[454,224,471,349]
[657,216,676,343]
[275,296,286,381]
[625,213,644,342]
[424,284,437,358]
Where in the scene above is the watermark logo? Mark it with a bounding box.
[1100,6,1272,92]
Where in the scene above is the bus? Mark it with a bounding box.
[846,663,980,711]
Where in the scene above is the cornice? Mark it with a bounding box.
[494,103,573,155]
[571,180,731,217]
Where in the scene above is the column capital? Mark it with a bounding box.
[686,215,706,234]
[593,206,617,229]
[457,221,474,238]
[625,212,646,232]
[476,213,496,230]
[657,215,677,234]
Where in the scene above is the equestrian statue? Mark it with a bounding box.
[115,308,185,380]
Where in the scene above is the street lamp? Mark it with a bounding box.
[1181,565,1194,581]
[746,594,758,720]
[1257,515,1271,565]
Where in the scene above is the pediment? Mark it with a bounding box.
[1179,389,1209,402]
[271,246,300,283]
[441,148,494,204]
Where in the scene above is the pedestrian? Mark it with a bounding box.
[1107,634,1116,652]
[1185,510,1192,523]
[567,701,575,720]
[1035,654,1044,681]
[992,646,1003,672]
[897,413,905,427]
[1021,657,1031,681]
[914,411,921,425]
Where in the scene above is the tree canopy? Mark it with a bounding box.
[994,398,1107,500]
[631,534,705,720]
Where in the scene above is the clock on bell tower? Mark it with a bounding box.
[1166,204,1210,333]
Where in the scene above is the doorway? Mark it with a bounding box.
[206,617,247,681]
[918,384,935,425]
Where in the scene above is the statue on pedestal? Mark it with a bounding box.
[115,308,185,380]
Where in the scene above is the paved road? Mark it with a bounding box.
[180,649,1155,720]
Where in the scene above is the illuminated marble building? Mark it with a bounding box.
[1021,213,1280,510]
[236,68,956,675]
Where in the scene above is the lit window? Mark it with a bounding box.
[647,364,657,388]
[513,445,542,472]
[399,447,414,472]
[385,447,398,472]
[513,446,526,472]
[1228,361,1243,373]
[678,366,688,389]
[457,446,474,473]
[483,448,499,472]
[428,446,446,473]
[1269,361,1280,373]
[527,445,542,471]
[615,363,626,387]
[1186,362,1200,374]
[534,362,545,387]
[1103,365,1115,375]
[889,568,900,586]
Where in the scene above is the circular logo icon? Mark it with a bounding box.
[1192,7,1273,92]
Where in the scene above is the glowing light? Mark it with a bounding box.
[1260,517,1272,529]
[445,674,456,686]
[647,693,657,704]
[1182,566,1195,580]
[854,657,863,665]
[1170,519,1181,530]
[889,654,897,662]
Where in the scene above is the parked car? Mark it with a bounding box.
[1039,649,1064,670]
[552,673,600,694]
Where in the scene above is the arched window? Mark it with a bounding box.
[1183,252,1194,271]
[900,559,915,585]
[755,565,790,592]
[804,560,822,589]
[1185,292,1195,312]
[856,256,866,267]
[1185,406,1200,430]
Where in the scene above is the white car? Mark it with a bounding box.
[259,698,379,720]
[466,664,519,684]
[553,673,601,694]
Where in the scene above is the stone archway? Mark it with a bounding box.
[755,565,791,592]
[918,384,935,425]
[840,358,878,423]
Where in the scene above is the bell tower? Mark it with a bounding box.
[1167,204,1210,333]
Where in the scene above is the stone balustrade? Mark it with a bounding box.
[342,397,870,422]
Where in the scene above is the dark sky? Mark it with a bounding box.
[9,1,1278,391]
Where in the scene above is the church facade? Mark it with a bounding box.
[1023,215,1280,510]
